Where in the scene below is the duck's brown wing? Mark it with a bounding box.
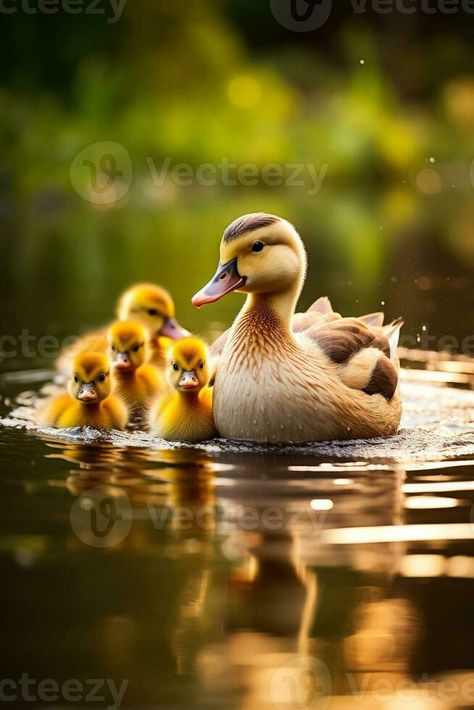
[293,297,386,335]
[300,316,403,401]
[209,295,402,400]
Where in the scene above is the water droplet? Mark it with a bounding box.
[360,59,365,65]
[381,300,385,306]
[422,324,428,332]
[429,156,435,163]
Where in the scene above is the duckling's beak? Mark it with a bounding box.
[178,370,200,390]
[192,258,246,308]
[114,352,132,370]
[77,383,98,402]
[160,317,190,339]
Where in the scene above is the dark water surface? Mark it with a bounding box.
[1,357,474,709]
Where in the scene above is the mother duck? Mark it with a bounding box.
[192,213,403,444]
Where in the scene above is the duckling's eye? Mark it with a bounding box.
[198,361,204,369]
[74,375,78,383]
[133,345,140,352]
[98,374,106,383]
[148,308,158,316]
[111,345,116,352]
[172,363,179,371]
[252,241,265,253]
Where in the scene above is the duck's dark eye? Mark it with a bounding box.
[252,241,265,253]
[173,363,179,371]
[133,345,140,352]
[148,308,158,316]
[74,375,78,383]
[111,345,116,352]
[199,361,204,369]
[98,374,106,383]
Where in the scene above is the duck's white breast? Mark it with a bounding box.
[212,346,342,443]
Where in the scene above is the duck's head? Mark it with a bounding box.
[192,213,307,307]
[167,337,210,393]
[117,283,189,339]
[70,352,112,403]
[108,321,147,371]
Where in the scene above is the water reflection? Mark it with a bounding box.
[0,354,473,708]
[0,429,472,709]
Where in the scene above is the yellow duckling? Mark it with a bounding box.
[108,321,163,410]
[149,337,216,442]
[39,352,128,429]
[56,283,189,374]
[117,283,190,366]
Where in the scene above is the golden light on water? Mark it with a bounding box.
[310,499,334,511]
[400,554,446,577]
[323,523,473,544]
[404,496,459,509]
[400,555,474,578]
[403,481,474,493]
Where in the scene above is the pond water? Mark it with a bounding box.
[1,192,474,708]
[1,354,473,709]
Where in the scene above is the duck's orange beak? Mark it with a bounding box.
[77,383,98,403]
[113,352,132,370]
[160,317,190,339]
[192,258,246,308]
[178,370,200,390]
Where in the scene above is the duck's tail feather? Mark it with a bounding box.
[359,312,385,328]
[308,296,333,315]
[384,318,404,359]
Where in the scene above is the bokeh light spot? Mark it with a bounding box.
[228,76,261,108]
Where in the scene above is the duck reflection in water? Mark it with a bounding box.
[34,439,474,708]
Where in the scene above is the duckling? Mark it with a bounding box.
[108,321,164,411]
[39,352,128,429]
[149,337,216,442]
[56,283,189,375]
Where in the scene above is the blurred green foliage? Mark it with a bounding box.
[1,0,473,190]
[0,0,473,362]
